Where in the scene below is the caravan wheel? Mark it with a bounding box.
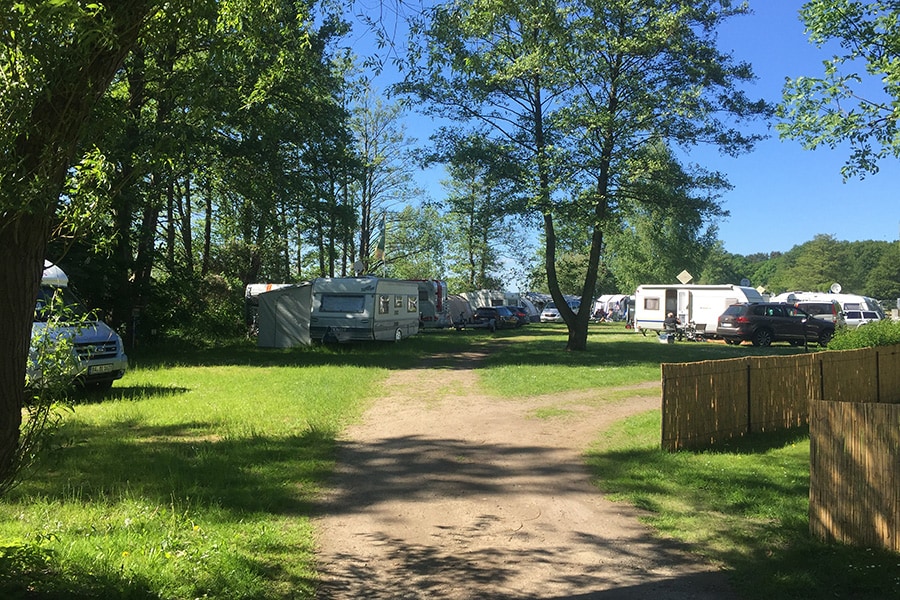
[394,328,403,342]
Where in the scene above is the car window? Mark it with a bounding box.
[799,303,826,315]
[722,305,745,316]
[862,311,878,319]
[845,311,862,319]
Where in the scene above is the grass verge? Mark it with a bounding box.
[588,410,900,599]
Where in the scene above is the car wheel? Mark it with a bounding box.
[394,328,403,342]
[819,329,833,347]
[752,328,773,347]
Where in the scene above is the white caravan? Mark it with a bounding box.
[408,279,451,329]
[30,262,128,390]
[770,291,886,327]
[770,291,885,316]
[633,284,764,337]
[256,276,420,346]
[461,289,520,308]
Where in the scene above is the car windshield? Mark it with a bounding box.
[35,285,87,322]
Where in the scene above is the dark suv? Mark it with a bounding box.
[471,306,519,331]
[716,302,834,347]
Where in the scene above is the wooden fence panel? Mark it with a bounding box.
[661,358,749,451]
[877,345,900,404]
[747,353,819,432]
[809,400,900,553]
[819,348,879,404]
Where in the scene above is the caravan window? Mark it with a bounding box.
[379,295,390,314]
[321,294,366,313]
[407,295,418,313]
[394,295,403,309]
[643,297,660,311]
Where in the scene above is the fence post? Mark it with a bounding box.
[875,350,881,403]
[746,362,752,434]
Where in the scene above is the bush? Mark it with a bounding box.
[828,318,900,350]
[144,272,245,343]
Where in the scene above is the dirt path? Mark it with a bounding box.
[313,350,737,599]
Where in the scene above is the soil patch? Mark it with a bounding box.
[313,348,736,599]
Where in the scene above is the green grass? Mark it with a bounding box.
[588,411,900,599]
[1,323,893,599]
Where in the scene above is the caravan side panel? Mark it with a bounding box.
[309,277,420,342]
[372,280,421,340]
[633,286,668,333]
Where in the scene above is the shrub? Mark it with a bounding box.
[828,318,900,350]
[144,272,245,343]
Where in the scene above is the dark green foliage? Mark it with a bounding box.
[829,318,900,350]
[144,272,245,343]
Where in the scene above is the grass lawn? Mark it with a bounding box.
[0,323,896,599]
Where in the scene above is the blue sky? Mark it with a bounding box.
[693,1,900,256]
[355,1,900,258]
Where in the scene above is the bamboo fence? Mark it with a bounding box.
[660,343,900,553]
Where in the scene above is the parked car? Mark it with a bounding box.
[792,300,845,327]
[716,302,834,347]
[843,309,881,328]
[539,300,580,323]
[504,306,529,327]
[470,306,518,331]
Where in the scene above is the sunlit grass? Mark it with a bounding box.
[588,411,900,599]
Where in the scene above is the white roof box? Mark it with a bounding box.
[42,261,69,287]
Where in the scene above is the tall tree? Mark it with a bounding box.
[401,0,769,349]
[778,0,900,179]
[348,84,419,273]
[435,133,524,291]
[0,0,157,488]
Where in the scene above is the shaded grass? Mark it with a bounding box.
[588,411,900,599]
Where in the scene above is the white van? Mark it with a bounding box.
[30,262,128,390]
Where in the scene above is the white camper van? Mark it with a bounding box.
[30,262,128,390]
[633,284,764,337]
[256,276,420,346]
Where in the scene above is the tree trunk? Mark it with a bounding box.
[0,215,49,480]
[0,1,154,487]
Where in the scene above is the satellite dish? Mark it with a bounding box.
[830,283,842,294]
[740,278,751,287]
[353,260,365,275]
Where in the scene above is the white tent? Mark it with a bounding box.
[257,284,312,348]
